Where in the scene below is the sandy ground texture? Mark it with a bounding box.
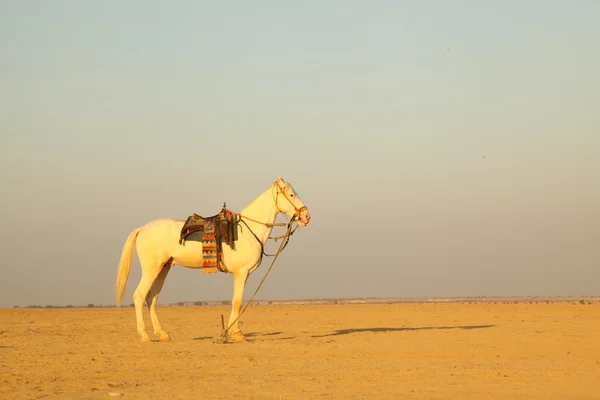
[1,303,600,399]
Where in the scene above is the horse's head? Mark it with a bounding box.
[273,175,311,226]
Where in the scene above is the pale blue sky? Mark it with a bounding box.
[1,1,599,307]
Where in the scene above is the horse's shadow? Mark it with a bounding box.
[191,325,496,341]
[246,331,282,337]
[312,324,496,338]
[193,331,295,341]
[193,336,214,341]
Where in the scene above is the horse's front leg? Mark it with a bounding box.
[227,268,249,342]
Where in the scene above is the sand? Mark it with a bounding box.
[1,303,599,399]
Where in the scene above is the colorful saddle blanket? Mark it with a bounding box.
[179,206,238,273]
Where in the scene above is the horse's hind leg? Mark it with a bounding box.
[146,260,172,342]
[133,254,165,342]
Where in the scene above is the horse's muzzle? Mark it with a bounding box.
[298,209,311,226]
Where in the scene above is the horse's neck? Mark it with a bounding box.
[238,186,277,244]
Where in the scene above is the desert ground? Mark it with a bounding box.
[1,302,599,399]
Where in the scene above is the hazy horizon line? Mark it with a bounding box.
[6,294,600,309]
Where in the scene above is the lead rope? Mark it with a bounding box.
[215,219,297,344]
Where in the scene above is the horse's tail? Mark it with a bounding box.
[115,227,142,307]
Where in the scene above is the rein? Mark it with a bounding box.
[223,207,298,253]
[223,180,306,229]
[216,218,298,344]
[223,180,304,249]
[223,209,288,229]
[215,182,305,343]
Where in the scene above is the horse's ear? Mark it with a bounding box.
[277,175,285,184]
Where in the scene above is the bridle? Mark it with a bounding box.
[273,181,308,221]
[224,181,308,229]
[221,181,308,251]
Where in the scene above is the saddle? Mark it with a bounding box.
[179,205,238,273]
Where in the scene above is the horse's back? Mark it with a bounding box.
[136,218,184,250]
[139,217,206,268]
[144,217,185,230]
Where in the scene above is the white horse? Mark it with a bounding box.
[115,176,311,342]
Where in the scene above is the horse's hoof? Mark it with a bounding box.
[141,334,151,343]
[230,332,246,343]
[159,333,171,342]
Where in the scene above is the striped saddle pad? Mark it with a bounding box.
[179,206,238,273]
